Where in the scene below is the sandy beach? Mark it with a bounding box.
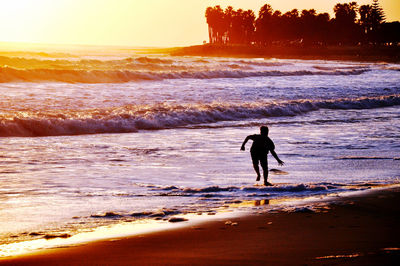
[0,187,398,265]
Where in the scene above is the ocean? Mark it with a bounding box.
[0,46,399,256]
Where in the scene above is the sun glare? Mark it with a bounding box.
[0,0,398,47]
[0,0,65,43]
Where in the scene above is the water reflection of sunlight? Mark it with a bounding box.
[226,198,292,209]
[254,199,270,206]
[0,219,178,258]
[0,210,241,258]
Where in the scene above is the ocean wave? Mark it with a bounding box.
[0,66,369,83]
[153,183,332,194]
[237,60,291,67]
[90,209,182,220]
[336,156,395,160]
[133,56,173,64]
[149,182,384,198]
[313,65,369,71]
[1,95,398,137]
[0,55,173,68]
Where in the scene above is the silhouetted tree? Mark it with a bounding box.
[205,1,398,47]
[280,9,300,42]
[205,6,216,43]
[255,4,274,45]
[371,0,386,25]
[206,5,255,45]
[270,10,282,42]
[315,13,331,45]
[358,0,386,44]
[370,0,386,43]
[300,9,318,45]
[205,6,227,44]
[242,10,256,44]
[359,5,373,37]
[381,22,400,45]
[224,6,235,43]
[332,2,361,44]
[230,8,255,44]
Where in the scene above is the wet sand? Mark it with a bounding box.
[1,187,399,265]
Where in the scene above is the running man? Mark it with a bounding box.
[241,126,284,186]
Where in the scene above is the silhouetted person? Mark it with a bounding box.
[241,126,284,186]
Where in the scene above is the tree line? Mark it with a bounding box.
[205,0,399,46]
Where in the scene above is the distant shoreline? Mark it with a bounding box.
[168,44,400,63]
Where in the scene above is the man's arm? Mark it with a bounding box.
[241,136,251,151]
[270,150,284,166]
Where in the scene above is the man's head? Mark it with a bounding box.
[260,126,269,136]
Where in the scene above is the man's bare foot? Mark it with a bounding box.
[256,175,261,181]
[264,182,273,186]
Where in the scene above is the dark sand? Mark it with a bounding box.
[1,187,399,265]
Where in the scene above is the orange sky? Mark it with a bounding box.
[0,0,399,47]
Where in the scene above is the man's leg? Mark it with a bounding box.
[251,152,261,181]
[260,157,272,186]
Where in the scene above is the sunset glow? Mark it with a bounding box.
[1,0,400,262]
[0,0,399,47]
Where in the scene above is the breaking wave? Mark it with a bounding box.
[0,66,369,83]
[152,183,331,195]
[0,55,173,68]
[1,95,398,137]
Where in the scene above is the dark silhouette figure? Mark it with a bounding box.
[241,126,284,186]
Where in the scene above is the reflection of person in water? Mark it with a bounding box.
[241,126,284,186]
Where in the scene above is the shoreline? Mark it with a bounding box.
[167,44,400,63]
[1,186,399,265]
[0,184,394,258]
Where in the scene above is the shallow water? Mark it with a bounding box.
[0,48,399,251]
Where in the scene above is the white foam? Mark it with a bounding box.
[1,95,398,137]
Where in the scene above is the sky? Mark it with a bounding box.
[0,0,399,47]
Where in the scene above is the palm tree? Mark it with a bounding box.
[281,9,300,42]
[255,4,274,45]
[242,10,256,44]
[205,6,226,44]
[224,6,235,43]
[300,9,317,45]
[333,2,360,44]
